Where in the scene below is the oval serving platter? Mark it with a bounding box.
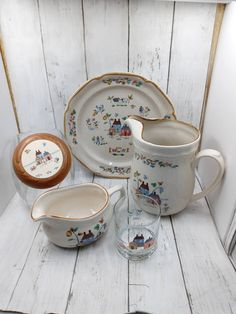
[64,72,176,178]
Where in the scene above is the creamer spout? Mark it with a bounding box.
[31,206,47,222]
[31,195,49,222]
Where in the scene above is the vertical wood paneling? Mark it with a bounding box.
[129,0,174,92]
[0,0,55,132]
[167,2,216,126]
[128,5,194,313]
[172,183,236,314]
[0,0,218,133]
[38,0,87,132]
[231,242,236,268]
[0,52,18,214]
[83,0,129,77]
[129,218,191,314]
[8,228,77,314]
[198,2,236,248]
[66,176,128,314]
[0,196,39,309]
[199,4,225,133]
[7,167,93,314]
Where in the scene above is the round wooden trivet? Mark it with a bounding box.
[12,133,72,189]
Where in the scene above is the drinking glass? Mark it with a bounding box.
[114,193,161,261]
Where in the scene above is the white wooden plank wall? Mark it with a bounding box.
[83,0,129,77]
[167,2,216,125]
[0,0,56,132]
[198,2,236,258]
[0,53,18,214]
[0,0,217,134]
[129,0,174,91]
[38,0,87,132]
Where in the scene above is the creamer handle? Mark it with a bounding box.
[191,149,225,202]
[107,185,126,201]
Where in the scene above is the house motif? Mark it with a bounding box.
[36,150,44,165]
[133,234,145,247]
[144,237,155,249]
[113,119,122,133]
[139,181,149,195]
[80,230,95,244]
[43,151,52,161]
[119,124,131,137]
[129,241,138,250]
[149,191,161,205]
[108,119,121,136]
[35,150,52,165]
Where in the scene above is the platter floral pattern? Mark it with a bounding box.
[102,77,143,87]
[86,96,150,154]
[134,152,178,168]
[68,109,78,144]
[64,73,176,178]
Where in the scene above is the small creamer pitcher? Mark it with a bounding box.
[127,116,224,216]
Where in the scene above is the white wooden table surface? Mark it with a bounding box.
[0,163,235,314]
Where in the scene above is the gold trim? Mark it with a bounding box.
[199,4,225,139]
[31,182,110,221]
[129,115,200,148]
[0,36,20,133]
[63,72,176,178]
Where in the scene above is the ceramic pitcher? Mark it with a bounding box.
[127,116,224,216]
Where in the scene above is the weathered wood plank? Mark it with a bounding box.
[7,227,77,314]
[163,0,229,2]
[6,167,92,314]
[198,2,236,248]
[1,174,236,314]
[129,0,174,91]
[128,172,191,314]
[172,181,236,314]
[231,243,236,269]
[0,0,55,132]
[38,0,87,132]
[167,2,216,126]
[83,0,129,77]
[129,217,191,314]
[0,195,39,309]
[226,212,236,265]
[0,52,18,214]
[65,176,129,314]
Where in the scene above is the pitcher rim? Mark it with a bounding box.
[129,115,200,150]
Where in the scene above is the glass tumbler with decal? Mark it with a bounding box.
[114,193,161,261]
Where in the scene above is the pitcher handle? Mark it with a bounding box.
[107,185,126,202]
[191,149,224,202]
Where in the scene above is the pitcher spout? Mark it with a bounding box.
[127,115,145,142]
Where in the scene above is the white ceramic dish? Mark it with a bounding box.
[31,183,125,248]
[127,116,224,216]
[64,72,176,178]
